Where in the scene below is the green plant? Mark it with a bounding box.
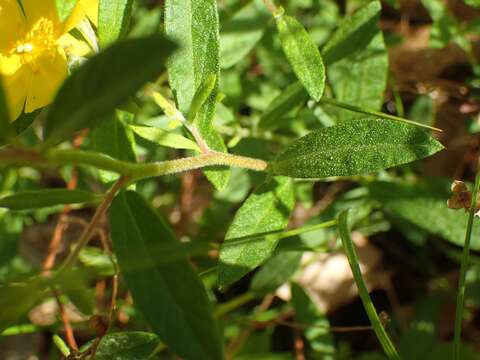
[1,0,479,359]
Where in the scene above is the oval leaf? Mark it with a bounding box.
[98,0,134,48]
[43,35,175,146]
[276,14,325,101]
[219,177,295,287]
[110,191,223,360]
[271,118,444,178]
[0,189,100,210]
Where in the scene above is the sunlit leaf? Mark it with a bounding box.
[271,119,444,178]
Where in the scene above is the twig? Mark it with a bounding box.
[57,177,128,275]
[53,289,78,351]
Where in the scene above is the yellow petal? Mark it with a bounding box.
[62,0,98,33]
[0,56,31,121]
[0,0,26,52]
[21,0,61,33]
[25,50,67,113]
[83,0,98,26]
[58,33,91,57]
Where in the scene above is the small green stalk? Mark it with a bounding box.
[453,172,480,359]
[338,210,400,360]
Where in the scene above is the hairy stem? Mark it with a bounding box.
[0,148,270,182]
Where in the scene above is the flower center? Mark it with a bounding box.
[14,18,58,66]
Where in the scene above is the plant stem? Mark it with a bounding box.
[337,210,400,359]
[0,148,269,182]
[320,97,442,132]
[262,0,280,15]
[453,172,480,359]
[214,292,256,319]
[57,177,128,275]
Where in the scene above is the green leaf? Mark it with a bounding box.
[110,191,223,360]
[323,1,388,122]
[250,251,302,296]
[82,332,161,360]
[43,35,175,146]
[0,278,48,332]
[258,82,309,130]
[220,0,271,69]
[0,189,100,210]
[165,0,229,190]
[276,14,325,101]
[130,125,199,151]
[219,177,295,287]
[98,0,134,48]
[91,111,136,182]
[55,0,78,22]
[0,75,12,144]
[322,1,382,66]
[291,283,335,358]
[271,118,444,178]
[187,74,217,123]
[368,180,480,250]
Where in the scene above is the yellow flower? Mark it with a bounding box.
[0,0,97,122]
[68,0,99,28]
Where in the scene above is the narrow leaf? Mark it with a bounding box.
[322,1,382,65]
[165,0,229,190]
[43,35,175,146]
[271,118,444,178]
[110,191,223,360]
[187,74,217,123]
[250,251,302,296]
[0,189,100,210]
[130,125,199,151]
[368,180,480,250]
[338,210,399,359]
[276,14,325,101]
[55,0,79,22]
[220,0,270,69]
[98,0,134,47]
[219,177,295,287]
